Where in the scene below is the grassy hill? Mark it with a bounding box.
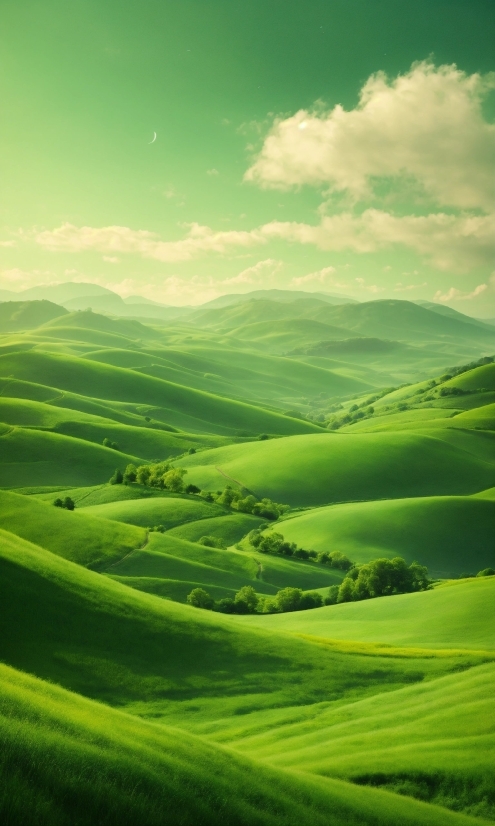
[3,663,483,826]
[0,425,145,488]
[0,489,145,567]
[178,431,495,507]
[0,300,68,332]
[0,530,443,709]
[0,350,322,435]
[242,576,495,650]
[270,494,495,576]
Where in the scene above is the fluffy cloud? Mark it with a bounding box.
[245,61,495,210]
[33,206,495,274]
[35,222,265,263]
[291,266,336,287]
[262,210,495,271]
[223,258,282,286]
[433,284,487,302]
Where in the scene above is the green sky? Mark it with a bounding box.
[1,0,494,312]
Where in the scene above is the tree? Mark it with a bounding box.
[63,496,75,511]
[477,567,495,577]
[136,465,151,486]
[123,464,137,483]
[163,467,187,492]
[188,447,196,454]
[53,498,64,508]
[109,469,123,485]
[275,587,302,612]
[185,483,201,494]
[258,532,284,555]
[325,585,340,605]
[215,597,236,613]
[234,586,259,614]
[199,535,227,549]
[299,591,323,610]
[337,577,356,603]
[186,588,214,609]
[103,437,119,450]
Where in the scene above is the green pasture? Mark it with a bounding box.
[0,489,145,567]
[271,494,495,576]
[2,663,485,826]
[241,576,495,650]
[178,430,495,507]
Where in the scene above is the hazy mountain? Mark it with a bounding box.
[0,300,68,332]
[201,289,358,309]
[19,282,114,303]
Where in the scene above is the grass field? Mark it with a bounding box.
[1,296,494,824]
[270,493,495,576]
[178,430,495,506]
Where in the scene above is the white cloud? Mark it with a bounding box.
[0,240,16,247]
[103,256,119,263]
[394,282,428,292]
[291,266,336,287]
[206,168,219,176]
[261,210,495,271]
[35,222,266,263]
[433,283,487,302]
[32,206,495,274]
[245,61,495,210]
[223,258,282,286]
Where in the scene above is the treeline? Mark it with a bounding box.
[247,529,352,568]
[110,463,289,520]
[325,556,430,604]
[187,585,323,614]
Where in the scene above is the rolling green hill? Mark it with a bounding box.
[0,489,145,567]
[0,300,68,332]
[3,662,481,826]
[178,431,495,507]
[0,350,322,435]
[241,576,495,650]
[0,530,440,710]
[269,494,495,576]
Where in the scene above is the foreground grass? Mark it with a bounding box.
[0,662,489,826]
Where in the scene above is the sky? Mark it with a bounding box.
[1,0,494,313]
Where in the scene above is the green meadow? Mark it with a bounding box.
[0,293,494,824]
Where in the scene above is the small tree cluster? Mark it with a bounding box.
[54,496,75,511]
[186,584,323,614]
[207,486,289,520]
[325,557,430,604]
[198,535,227,549]
[103,437,120,450]
[247,530,352,569]
[121,462,187,492]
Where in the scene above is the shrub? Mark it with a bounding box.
[325,585,340,605]
[123,464,137,483]
[186,588,214,609]
[188,447,196,454]
[109,469,123,485]
[275,587,302,612]
[103,437,119,450]
[299,591,323,610]
[477,567,495,577]
[198,536,227,550]
[234,586,259,614]
[53,498,64,508]
[185,483,201,494]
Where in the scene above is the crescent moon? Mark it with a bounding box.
[149,132,157,144]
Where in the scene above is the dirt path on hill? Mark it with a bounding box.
[215,466,260,498]
[104,533,150,571]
